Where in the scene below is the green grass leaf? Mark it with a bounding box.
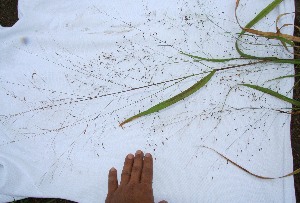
[120,70,216,126]
[277,36,294,46]
[234,0,300,64]
[269,58,300,64]
[266,74,300,82]
[242,0,283,31]
[240,84,300,107]
[181,0,300,65]
[180,52,240,62]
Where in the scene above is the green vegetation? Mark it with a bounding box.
[120,0,300,178]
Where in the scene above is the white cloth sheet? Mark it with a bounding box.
[0,0,296,202]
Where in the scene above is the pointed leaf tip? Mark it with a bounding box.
[120,70,216,126]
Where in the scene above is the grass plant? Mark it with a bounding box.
[120,0,300,178]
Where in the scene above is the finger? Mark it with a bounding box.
[129,150,144,183]
[120,153,134,185]
[158,201,168,203]
[141,153,153,184]
[107,167,118,195]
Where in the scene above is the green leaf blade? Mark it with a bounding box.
[240,84,300,107]
[180,52,239,62]
[243,0,283,30]
[236,0,284,59]
[266,74,300,82]
[120,70,216,126]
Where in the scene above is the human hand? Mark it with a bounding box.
[105,150,167,203]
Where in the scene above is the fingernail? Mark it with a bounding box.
[127,154,134,159]
[110,167,116,171]
[145,153,151,157]
[136,150,142,155]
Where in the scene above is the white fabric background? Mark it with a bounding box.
[0,0,296,202]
